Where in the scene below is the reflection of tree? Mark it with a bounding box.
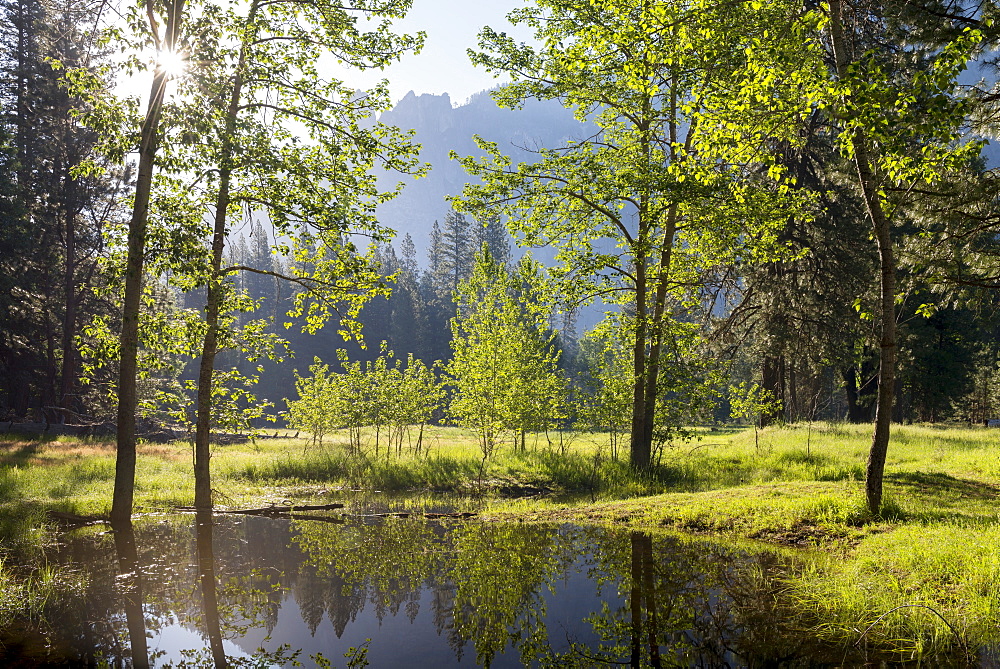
[214,516,290,635]
[293,567,328,635]
[293,518,570,666]
[549,528,820,667]
[294,518,443,601]
[112,521,150,669]
[294,517,445,635]
[195,510,227,668]
[450,524,563,667]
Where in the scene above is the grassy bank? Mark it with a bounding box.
[486,422,1000,660]
[1,421,999,659]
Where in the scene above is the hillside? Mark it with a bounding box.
[373,89,594,260]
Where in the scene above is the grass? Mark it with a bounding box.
[1,421,1000,660]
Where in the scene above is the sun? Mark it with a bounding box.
[157,49,187,77]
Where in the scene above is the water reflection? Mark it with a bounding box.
[195,510,227,668]
[2,513,985,666]
[112,521,150,669]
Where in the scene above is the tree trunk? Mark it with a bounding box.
[194,2,256,510]
[194,276,223,510]
[760,355,785,427]
[59,202,78,419]
[829,0,897,515]
[629,264,651,469]
[630,80,681,471]
[112,0,185,525]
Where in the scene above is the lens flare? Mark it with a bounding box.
[157,49,187,77]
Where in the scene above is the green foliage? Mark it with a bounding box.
[729,382,783,428]
[286,359,336,447]
[729,381,783,453]
[286,346,444,455]
[453,0,825,467]
[447,250,566,460]
[825,23,985,189]
[65,0,427,445]
[578,324,632,460]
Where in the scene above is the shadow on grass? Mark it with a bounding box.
[886,471,999,501]
[0,443,40,469]
[0,446,35,503]
[884,471,1000,526]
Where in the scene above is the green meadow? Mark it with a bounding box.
[1,421,998,660]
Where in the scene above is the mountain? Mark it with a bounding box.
[373,89,594,261]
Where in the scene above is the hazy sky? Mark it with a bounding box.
[123,1,531,110]
[330,0,530,106]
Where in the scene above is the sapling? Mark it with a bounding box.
[729,382,783,453]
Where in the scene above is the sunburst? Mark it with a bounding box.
[157,49,187,78]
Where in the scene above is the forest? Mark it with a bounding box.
[2,0,1000,665]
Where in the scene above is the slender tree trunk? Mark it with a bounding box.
[59,202,78,418]
[829,0,897,514]
[629,265,650,469]
[112,0,185,525]
[630,72,682,470]
[194,276,223,510]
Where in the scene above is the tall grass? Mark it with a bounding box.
[786,524,1000,658]
[1,421,997,510]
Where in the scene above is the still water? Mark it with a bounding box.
[1,507,981,667]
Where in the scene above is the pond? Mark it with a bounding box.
[0,505,990,667]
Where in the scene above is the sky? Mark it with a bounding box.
[119,0,530,109]
[328,0,529,106]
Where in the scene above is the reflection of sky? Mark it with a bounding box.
[148,614,252,664]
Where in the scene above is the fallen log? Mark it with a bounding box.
[175,502,346,515]
[284,513,347,523]
[171,505,478,522]
[46,510,108,527]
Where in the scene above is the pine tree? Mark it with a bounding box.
[0,0,124,419]
[438,209,474,295]
[473,215,511,268]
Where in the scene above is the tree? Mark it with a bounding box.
[287,358,334,448]
[144,0,422,510]
[432,209,476,297]
[824,0,985,512]
[394,353,443,454]
[102,0,187,527]
[473,215,511,269]
[729,381,782,452]
[579,323,632,460]
[455,0,824,469]
[0,0,126,420]
[447,249,564,462]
